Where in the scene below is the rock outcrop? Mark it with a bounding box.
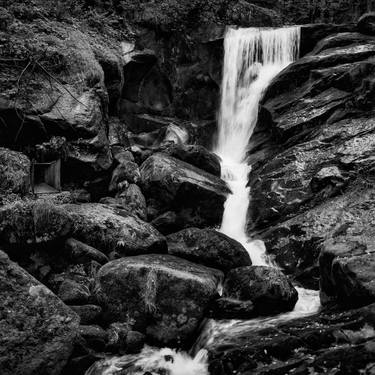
[140,153,229,228]
[167,227,251,272]
[247,29,375,290]
[94,254,223,346]
[0,250,79,375]
[208,303,375,375]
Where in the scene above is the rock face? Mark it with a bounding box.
[94,254,223,346]
[223,266,298,314]
[320,224,375,307]
[0,250,79,375]
[167,228,251,272]
[208,303,375,375]
[247,29,375,289]
[140,153,229,228]
[0,148,30,196]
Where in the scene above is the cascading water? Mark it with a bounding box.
[216,26,301,266]
[86,26,320,375]
[195,25,321,352]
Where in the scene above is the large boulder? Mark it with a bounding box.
[95,254,223,346]
[0,201,166,256]
[0,250,79,375]
[167,228,251,273]
[223,266,298,314]
[0,200,71,246]
[66,203,166,256]
[0,148,30,196]
[158,143,221,177]
[140,153,229,228]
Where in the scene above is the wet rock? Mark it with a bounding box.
[0,250,79,375]
[208,303,375,375]
[66,203,166,255]
[0,200,71,246]
[58,278,91,305]
[113,149,135,164]
[0,148,30,196]
[70,305,102,325]
[262,184,375,290]
[78,325,108,351]
[158,143,221,177]
[125,331,146,354]
[358,12,375,36]
[95,254,223,346]
[71,189,91,203]
[167,228,251,273]
[223,266,298,314]
[208,298,255,320]
[310,165,348,194]
[320,237,375,307]
[140,153,229,228]
[106,322,130,353]
[109,160,141,193]
[66,238,108,265]
[151,211,182,235]
[116,184,147,221]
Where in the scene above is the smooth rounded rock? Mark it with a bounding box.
[167,227,251,272]
[95,254,223,346]
[223,266,298,314]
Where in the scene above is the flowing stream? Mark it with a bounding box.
[87,26,320,375]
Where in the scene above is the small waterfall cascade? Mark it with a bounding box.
[196,25,321,352]
[216,26,301,266]
[86,26,320,375]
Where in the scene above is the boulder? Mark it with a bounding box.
[65,238,109,265]
[158,143,221,176]
[58,278,91,305]
[140,153,229,228]
[358,12,375,35]
[78,325,108,351]
[0,250,79,375]
[67,203,166,255]
[0,200,71,246]
[151,211,183,235]
[108,160,141,193]
[223,266,298,314]
[0,201,166,257]
[208,298,255,320]
[116,184,147,221]
[95,254,223,346]
[70,305,102,325]
[167,228,251,272]
[0,148,30,196]
[320,237,375,307]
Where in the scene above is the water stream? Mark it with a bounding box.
[87,26,320,375]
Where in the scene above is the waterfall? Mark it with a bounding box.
[86,26,321,375]
[216,26,301,266]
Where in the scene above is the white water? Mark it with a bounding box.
[200,25,321,353]
[216,26,301,266]
[86,26,320,375]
